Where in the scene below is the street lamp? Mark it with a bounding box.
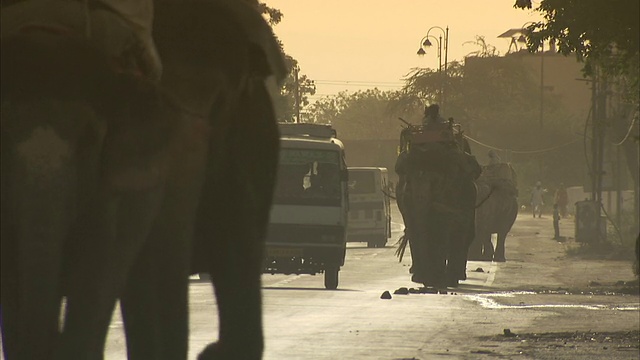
[417,35,443,104]
[519,21,544,129]
[416,25,449,113]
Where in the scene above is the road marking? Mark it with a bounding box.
[264,274,304,288]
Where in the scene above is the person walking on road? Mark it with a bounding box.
[531,181,545,218]
[554,183,569,218]
[552,204,561,239]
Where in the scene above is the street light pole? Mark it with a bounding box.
[417,35,442,104]
[417,25,449,113]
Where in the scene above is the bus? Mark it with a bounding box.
[263,123,349,289]
[346,167,391,248]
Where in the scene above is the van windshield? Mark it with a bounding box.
[274,149,342,206]
[348,171,376,194]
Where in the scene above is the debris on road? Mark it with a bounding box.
[380,290,392,299]
[394,287,409,295]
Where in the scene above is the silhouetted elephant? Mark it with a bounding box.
[395,124,480,288]
[1,1,285,359]
[468,164,519,262]
[0,15,179,359]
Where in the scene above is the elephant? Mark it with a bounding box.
[395,124,481,288]
[468,164,519,262]
[1,0,285,359]
[0,17,178,359]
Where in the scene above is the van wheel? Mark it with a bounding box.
[324,266,339,290]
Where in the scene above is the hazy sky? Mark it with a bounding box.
[266,0,542,99]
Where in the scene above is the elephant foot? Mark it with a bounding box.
[198,341,262,360]
[494,256,506,262]
[411,273,425,284]
[446,278,459,287]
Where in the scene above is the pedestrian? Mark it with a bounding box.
[530,181,544,218]
[554,183,569,218]
[422,104,447,125]
[552,203,560,239]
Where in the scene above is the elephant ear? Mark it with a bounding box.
[211,0,288,84]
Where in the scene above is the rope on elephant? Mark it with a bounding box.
[474,185,495,209]
[395,233,410,262]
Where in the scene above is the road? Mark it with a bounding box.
[102,202,639,359]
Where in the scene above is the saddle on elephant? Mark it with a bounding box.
[1,1,178,192]
[478,162,519,197]
[1,0,160,81]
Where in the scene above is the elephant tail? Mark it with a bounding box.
[395,232,410,262]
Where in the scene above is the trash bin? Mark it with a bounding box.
[575,200,606,243]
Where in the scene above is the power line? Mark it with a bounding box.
[314,79,405,85]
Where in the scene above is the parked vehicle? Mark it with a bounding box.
[346,167,391,248]
[263,123,348,289]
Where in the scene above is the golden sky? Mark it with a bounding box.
[266,0,542,99]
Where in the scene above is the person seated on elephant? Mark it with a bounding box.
[422,104,447,125]
[1,0,162,82]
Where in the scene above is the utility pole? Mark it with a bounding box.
[539,41,544,129]
[590,65,608,242]
[294,65,301,123]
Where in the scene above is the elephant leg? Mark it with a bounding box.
[467,237,484,261]
[494,232,507,262]
[57,189,164,359]
[1,112,81,359]
[2,183,68,359]
[198,93,277,359]
[482,234,495,260]
[447,212,475,284]
[423,213,449,288]
[408,218,429,284]
[121,215,193,360]
[196,167,268,359]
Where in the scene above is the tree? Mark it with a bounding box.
[307,88,401,140]
[259,2,316,122]
[276,56,316,122]
[513,0,639,97]
[515,0,640,237]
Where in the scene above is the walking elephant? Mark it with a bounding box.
[0,15,179,359]
[395,124,480,288]
[1,0,285,359]
[468,164,519,262]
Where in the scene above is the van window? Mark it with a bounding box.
[274,149,342,206]
[348,171,376,194]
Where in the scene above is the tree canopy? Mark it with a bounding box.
[514,0,639,92]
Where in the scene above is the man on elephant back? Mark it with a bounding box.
[1,0,162,82]
[395,112,481,288]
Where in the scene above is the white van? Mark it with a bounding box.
[346,167,391,248]
[264,123,349,290]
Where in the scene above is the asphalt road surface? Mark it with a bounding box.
[96,202,639,359]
